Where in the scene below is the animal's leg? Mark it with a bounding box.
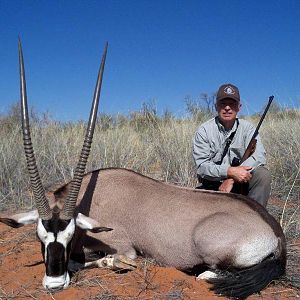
[82,226,138,271]
[69,246,137,272]
[84,254,137,270]
[68,260,85,272]
[196,270,218,280]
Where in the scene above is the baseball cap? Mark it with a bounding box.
[216,84,240,102]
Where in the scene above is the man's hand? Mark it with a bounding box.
[219,178,234,193]
[227,166,252,183]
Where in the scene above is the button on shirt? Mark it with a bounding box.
[193,117,266,181]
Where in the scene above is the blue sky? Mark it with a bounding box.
[1,0,300,121]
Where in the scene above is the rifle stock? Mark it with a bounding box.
[240,139,257,164]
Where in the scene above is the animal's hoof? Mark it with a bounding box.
[196,270,218,280]
[112,254,137,271]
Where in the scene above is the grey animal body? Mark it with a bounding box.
[51,167,286,298]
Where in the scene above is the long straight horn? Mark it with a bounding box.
[61,43,108,220]
[18,38,52,220]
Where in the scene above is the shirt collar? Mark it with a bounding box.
[215,117,239,135]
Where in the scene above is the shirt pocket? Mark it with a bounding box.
[209,141,223,163]
[229,143,245,160]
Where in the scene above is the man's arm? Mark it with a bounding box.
[219,165,253,192]
[219,124,266,192]
[193,127,228,181]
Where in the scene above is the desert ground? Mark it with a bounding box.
[0,198,299,300]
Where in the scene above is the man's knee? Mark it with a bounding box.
[252,166,271,187]
[248,166,271,207]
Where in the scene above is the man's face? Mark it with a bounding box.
[215,98,241,125]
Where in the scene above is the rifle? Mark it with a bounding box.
[232,95,274,167]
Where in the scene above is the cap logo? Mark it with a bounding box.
[224,86,235,95]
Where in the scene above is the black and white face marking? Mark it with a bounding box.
[0,210,112,290]
[37,217,75,291]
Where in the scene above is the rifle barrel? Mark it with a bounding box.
[250,95,274,140]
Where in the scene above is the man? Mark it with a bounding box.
[193,83,271,207]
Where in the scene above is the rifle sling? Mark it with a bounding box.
[216,119,239,166]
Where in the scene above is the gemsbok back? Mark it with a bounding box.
[0,40,286,299]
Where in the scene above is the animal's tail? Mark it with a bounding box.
[208,242,286,299]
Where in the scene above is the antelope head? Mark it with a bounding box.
[0,39,111,291]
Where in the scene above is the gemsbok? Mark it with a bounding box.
[0,40,286,299]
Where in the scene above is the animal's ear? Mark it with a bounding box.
[75,213,113,233]
[0,210,39,228]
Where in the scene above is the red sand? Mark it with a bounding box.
[0,222,298,299]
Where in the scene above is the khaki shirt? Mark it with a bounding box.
[193,117,266,181]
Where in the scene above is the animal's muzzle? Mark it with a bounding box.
[43,272,70,291]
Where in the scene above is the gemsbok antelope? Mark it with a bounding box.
[0,40,286,299]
